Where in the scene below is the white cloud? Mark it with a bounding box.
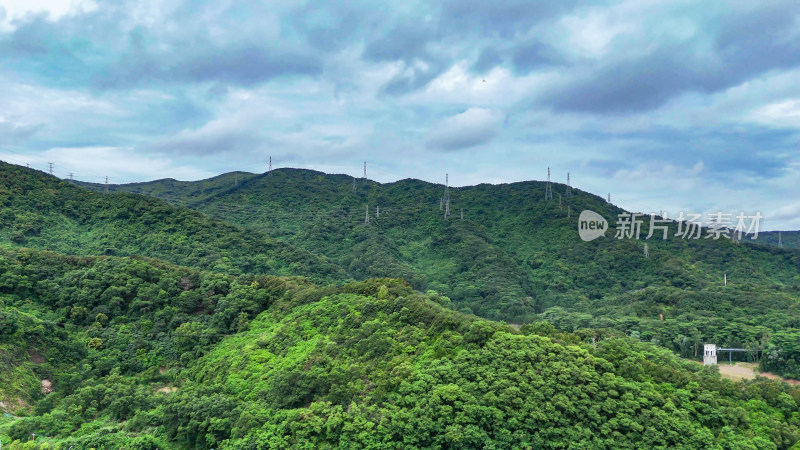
[426,107,503,151]
[0,0,97,32]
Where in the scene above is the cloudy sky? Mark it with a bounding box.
[1,0,799,229]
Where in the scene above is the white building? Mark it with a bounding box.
[703,344,717,365]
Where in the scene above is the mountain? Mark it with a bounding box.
[1,247,799,448]
[75,167,800,380]
[0,162,345,283]
[755,231,800,250]
[88,169,800,302]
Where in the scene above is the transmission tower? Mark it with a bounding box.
[48,162,54,176]
[607,193,611,203]
[544,168,553,200]
[363,161,367,182]
[376,206,380,218]
[364,204,370,225]
[353,177,356,193]
[269,156,272,172]
[68,173,73,182]
[105,176,109,194]
[443,173,451,219]
[643,244,649,258]
[779,232,783,248]
[566,172,571,198]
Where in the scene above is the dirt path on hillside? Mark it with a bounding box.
[715,362,800,385]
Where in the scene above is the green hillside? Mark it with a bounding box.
[755,231,800,250]
[87,169,800,370]
[0,163,344,283]
[2,248,800,448]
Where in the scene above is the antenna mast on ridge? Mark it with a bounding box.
[544,168,553,200]
[443,173,451,219]
[269,156,272,172]
[566,172,571,198]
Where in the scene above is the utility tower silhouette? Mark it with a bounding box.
[364,204,370,225]
[353,177,356,193]
[269,156,272,172]
[363,161,367,182]
[376,206,380,218]
[566,172,571,198]
[443,174,451,219]
[68,173,73,182]
[779,232,783,248]
[607,193,611,203]
[48,162,54,176]
[544,168,553,200]
[105,176,109,194]
[644,244,649,258]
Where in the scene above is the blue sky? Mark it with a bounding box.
[0,0,799,229]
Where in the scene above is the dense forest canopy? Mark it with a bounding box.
[1,248,800,448]
[1,162,800,448]
[79,165,800,377]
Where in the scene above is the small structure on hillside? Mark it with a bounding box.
[703,344,717,365]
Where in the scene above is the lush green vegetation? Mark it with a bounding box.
[755,231,800,250]
[0,163,344,283]
[87,167,800,377]
[4,162,800,447]
[2,248,800,448]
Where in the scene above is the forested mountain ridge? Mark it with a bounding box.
[755,231,800,250]
[72,166,800,378]
[2,247,800,448]
[0,162,345,283]
[84,168,800,316]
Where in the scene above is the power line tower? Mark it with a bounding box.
[376,206,380,218]
[443,173,451,219]
[68,173,73,182]
[779,232,783,248]
[269,156,272,172]
[48,162,54,176]
[353,177,356,193]
[363,161,367,182]
[105,176,109,194]
[364,204,370,225]
[544,168,553,200]
[643,244,649,258]
[607,193,611,203]
[566,172,571,198]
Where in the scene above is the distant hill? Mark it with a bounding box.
[754,231,800,250]
[0,162,344,283]
[89,168,800,320]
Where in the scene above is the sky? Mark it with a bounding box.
[0,0,799,230]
